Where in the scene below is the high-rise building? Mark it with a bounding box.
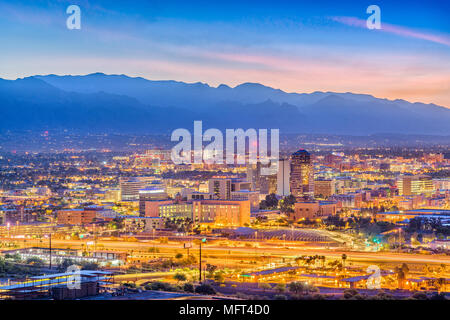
[260,174,277,195]
[290,149,314,199]
[209,178,232,199]
[246,162,261,191]
[277,159,291,196]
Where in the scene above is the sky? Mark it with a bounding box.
[0,0,449,106]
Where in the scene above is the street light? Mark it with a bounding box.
[199,238,206,283]
[255,231,258,258]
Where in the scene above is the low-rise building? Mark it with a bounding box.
[291,200,338,220]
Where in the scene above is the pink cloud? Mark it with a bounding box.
[332,16,450,46]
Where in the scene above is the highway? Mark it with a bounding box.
[42,238,450,266]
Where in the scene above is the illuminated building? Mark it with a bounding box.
[57,208,96,225]
[120,177,157,201]
[208,177,251,200]
[259,174,277,195]
[104,189,121,202]
[123,216,164,232]
[57,205,117,225]
[209,178,231,199]
[290,149,314,199]
[329,193,363,208]
[138,187,169,216]
[375,209,450,225]
[193,200,251,226]
[246,162,261,191]
[292,201,337,220]
[142,199,250,226]
[433,178,450,192]
[277,158,290,196]
[397,175,434,196]
[231,190,260,212]
[314,179,335,198]
[187,191,215,200]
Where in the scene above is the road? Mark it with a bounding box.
[42,238,450,266]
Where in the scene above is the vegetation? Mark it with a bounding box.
[195,283,216,295]
[57,258,99,272]
[279,195,296,214]
[0,257,42,277]
[288,281,318,295]
[259,193,278,210]
[173,272,187,282]
[144,281,177,292]
[183,282,195,293]
[406,217,450,236]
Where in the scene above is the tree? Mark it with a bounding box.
[183,282,194,293]
[395,267,406,289]
[341,254,347,268]
[195,284,216,295]
[58,258,76,272]
[288,281,307,294]
[279,195,296,214]
[174,273,187,283]
[260,193,279,210]
[214,272,225,283]
[81,262,99,270]
[206,264,218,279]
[294,256,305,266]
[25,257,45,267]
[401,263,409,278]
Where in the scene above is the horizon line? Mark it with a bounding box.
[2,72,447,109]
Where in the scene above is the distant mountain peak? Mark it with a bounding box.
[1,73,448,135]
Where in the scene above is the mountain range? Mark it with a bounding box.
[0,72,449,135]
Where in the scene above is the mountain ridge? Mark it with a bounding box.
[0,73,449,135]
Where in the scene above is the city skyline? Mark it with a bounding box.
[0,0,449,305]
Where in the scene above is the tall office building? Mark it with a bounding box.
[209,178,232,199]
[246,162,261,191]
[260,174,277,195]
[277,159,291,196]
[290,149,314,199]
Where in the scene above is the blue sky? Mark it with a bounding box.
[0,0,449,106]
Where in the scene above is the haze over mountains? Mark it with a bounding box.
[0,73,449,135]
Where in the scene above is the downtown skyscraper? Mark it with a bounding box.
[290,149,314,199]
